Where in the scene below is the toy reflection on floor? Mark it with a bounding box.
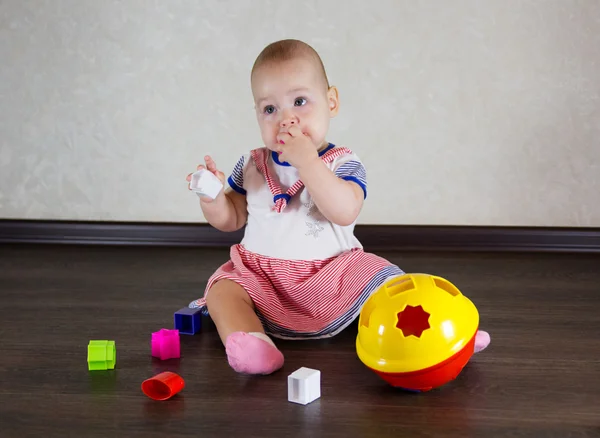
[356,273,481,392]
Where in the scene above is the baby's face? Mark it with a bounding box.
[251,56,338,152]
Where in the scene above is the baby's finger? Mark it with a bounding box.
[214,170,226,184]
[196,164,206,171]
[287,125,303,138]
[204,155,218,173]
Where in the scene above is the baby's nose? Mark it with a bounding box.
[280,113,298,127]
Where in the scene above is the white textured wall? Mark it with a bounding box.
[1,0,599,226]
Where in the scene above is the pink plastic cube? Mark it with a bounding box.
[151,328,180,360]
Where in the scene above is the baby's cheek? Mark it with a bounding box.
[260,124,278,140]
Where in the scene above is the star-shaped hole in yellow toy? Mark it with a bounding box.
[396,305,431,338]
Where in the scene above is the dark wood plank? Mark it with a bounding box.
[2,219,600,253]
[0,244,599,437]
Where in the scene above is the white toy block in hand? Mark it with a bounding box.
[288,367,321,405]
[189,169,223,200]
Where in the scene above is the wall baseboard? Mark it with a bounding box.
[1,219,599,253]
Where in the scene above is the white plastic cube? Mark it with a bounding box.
[189,169,223,200]
[288,367,321,405]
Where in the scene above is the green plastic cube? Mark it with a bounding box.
[87,340,116,370]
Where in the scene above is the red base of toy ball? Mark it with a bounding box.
[369,330,477,392]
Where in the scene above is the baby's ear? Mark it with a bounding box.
[327,86,340,117]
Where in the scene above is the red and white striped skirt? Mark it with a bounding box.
[189,244,404,340]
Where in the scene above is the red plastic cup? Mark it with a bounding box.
[141,371,185,400]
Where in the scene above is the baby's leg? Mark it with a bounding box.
[205,279,284,375]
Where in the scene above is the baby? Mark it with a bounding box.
[186,39,490,375]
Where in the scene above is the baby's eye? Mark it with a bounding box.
[294,97,307,106]
[263,105,276,114]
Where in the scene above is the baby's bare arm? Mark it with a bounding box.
[200,189,247,232]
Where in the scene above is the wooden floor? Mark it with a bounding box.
[0,244,599,438]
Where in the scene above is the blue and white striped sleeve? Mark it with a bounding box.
[227,155,247,195]
[334,156,367,199]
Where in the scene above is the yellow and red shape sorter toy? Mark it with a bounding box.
[356,273,479,392]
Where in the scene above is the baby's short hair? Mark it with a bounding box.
[251,39,330,88]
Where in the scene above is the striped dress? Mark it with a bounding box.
[189,143,404,340]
